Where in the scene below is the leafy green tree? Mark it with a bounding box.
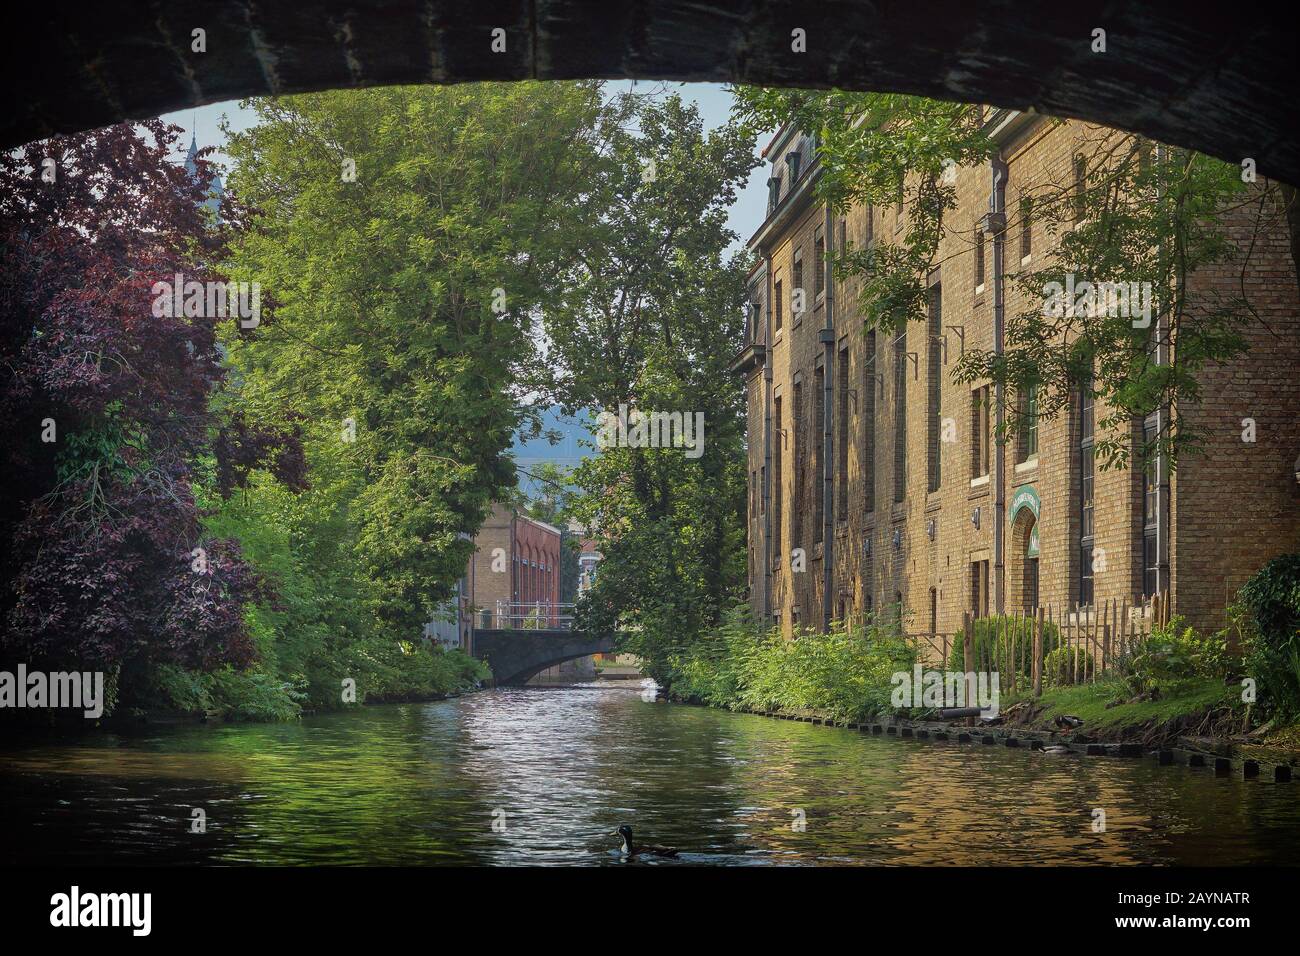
[213,83,615,704]
[544,92,758,684]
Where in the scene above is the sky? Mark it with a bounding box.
[160,81,771,251]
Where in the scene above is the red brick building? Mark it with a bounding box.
[464,503,562,627]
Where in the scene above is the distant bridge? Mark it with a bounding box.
[471,628,618,686]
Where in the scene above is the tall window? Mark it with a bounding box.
[865,205,874,244]
[970,560,990,617]
[1137,141,1153,176]
[813,229,825,298]
[926,282,943,493]
[772,397,783,563]
[786,147,802,184]
[1073,154,1088,221]
[893,330,907,502]
[1079,379,1095,607]
[759,465,765,515]
[971,385,992,478]
[1018,386,1039,462]
[863,331,876,512]
[974,227,986,287]
[862,538,874,613]
[1142,417,1160,597]
[750,469,757,518]
[792,250,804,319]
[792,381,804,549]
[813,366,825,544]
[1019,195,1033,260]
[774,278,783,331]
[837,346,849,518]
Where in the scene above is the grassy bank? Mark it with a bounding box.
[663,604,1300,751]
[1003,677,1242,744]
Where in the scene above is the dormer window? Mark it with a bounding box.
[767,175,783,213]
[785,148,802,184]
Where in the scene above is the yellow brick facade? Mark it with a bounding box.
[734,111,1300,644]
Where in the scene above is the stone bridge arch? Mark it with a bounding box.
[5,2,1299,186]
[471,628,617,686]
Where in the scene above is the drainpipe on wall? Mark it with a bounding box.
[821,204,836,631]
[508,511,516,627]
[990,155,1009,613]
[763,254,774,626]
[1154,144,1171,602]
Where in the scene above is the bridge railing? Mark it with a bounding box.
[479,601,577,631]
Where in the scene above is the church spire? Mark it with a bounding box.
[182,127,224,223]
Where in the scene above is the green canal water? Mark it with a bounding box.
[3,683,1298,866]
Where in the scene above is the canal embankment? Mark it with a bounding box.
[667,691,1300,785]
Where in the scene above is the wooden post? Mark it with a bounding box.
[1119,598,1129,658]
[994,613,1001,684]
[1109,598,1117,672]
[1011,613,1019,696]
[1103,616,1111,675]
[1090,601,1099,682]
[962,611,972,674]
[1032,607,1044,697]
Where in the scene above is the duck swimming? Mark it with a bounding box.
[615,825,677,858]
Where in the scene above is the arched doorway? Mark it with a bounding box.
[1008,485,1041,613]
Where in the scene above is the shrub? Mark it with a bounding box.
[1117,616,1230,695]
[135,663,305,721]
[206,669,307,721]
[1237,553,1300,722]
[1043,646,1095,687]
[947,614,1061,679]
[669,606,919,722]
[348,639,490,703]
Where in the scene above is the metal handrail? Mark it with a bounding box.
[483,601,577,631]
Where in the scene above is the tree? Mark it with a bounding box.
[543,91,757,683]
[0,120,300,679]
[217,82,619,679]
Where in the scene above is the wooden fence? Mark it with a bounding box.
[908,592,1171,697]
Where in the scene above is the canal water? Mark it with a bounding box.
[3,683,1298,866]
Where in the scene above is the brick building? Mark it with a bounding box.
[732,108,1300,645]
[464,503,563,628]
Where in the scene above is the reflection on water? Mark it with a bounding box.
[2,684,1298,865]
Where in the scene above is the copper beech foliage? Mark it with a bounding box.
[0,120,305,673]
